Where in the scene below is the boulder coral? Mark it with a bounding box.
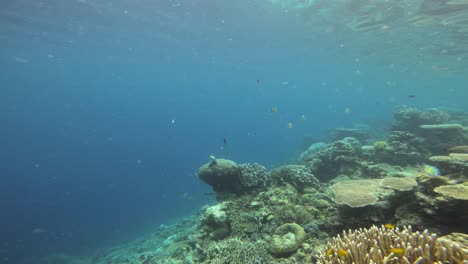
[269,223,306,256]
[198,159,242,194]
[198,159,270,195]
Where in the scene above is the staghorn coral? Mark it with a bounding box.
[317,225,467,264]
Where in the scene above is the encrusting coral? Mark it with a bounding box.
[317,225,467,264]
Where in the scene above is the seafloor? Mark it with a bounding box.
[44,105,468,264]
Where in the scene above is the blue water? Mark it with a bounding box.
[1,1,468,263]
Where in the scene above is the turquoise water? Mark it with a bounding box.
[1,0,468,263]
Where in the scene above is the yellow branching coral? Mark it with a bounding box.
[317,225,467,264]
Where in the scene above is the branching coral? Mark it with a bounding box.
[317,225,467,264]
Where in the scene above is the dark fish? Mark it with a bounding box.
[256,79,260,84]
[223,138,227,144]
[408,95,416,98]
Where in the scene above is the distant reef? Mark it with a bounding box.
[43,105,468,264]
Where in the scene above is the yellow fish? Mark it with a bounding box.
[384,223,395,229]
[326,248,333,256]
[337,248,348,257]
[270,106,278,113]
[390,248,405,254]
[287,122,294,128]
[418,164,440,176]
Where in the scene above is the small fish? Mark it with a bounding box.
[384,223,395,229]
[408,95,416,98]
[418,164,440,176]
[32,228,46,234]
[256,79,260,84]
[13,56,29,63]
[337,248,348,257]
[390,248,405,254]
[270,106,278,113]
[287,122,293,129]
[344,107,351,115]
[300,114,307,121]
[326,248,333,256]
[223,138,227,145]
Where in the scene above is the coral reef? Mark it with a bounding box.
[49,105,468,264]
